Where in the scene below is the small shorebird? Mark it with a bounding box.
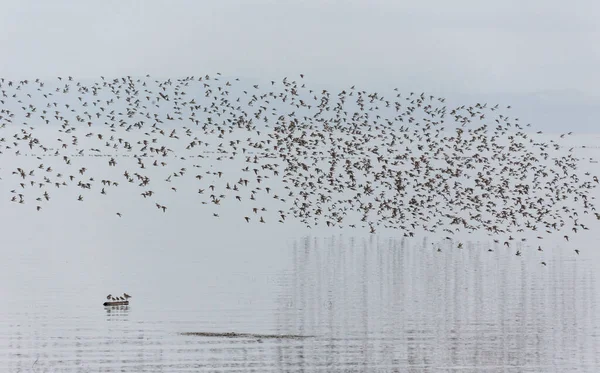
[123,293,132,300]
[106,294,112,300]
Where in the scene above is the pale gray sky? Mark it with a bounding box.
[0,0,598,130]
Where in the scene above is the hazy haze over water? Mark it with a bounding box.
[1,0,599,371]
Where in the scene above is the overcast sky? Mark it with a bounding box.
[0,0,598,131]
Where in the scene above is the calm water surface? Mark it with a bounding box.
[1,235,598,372]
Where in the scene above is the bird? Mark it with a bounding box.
[0,73,595,259]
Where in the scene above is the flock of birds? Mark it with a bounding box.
[106,293,132,302]
[0,74,597,257]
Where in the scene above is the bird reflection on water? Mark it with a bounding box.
[268,236,600,372]
[104,305,130,320]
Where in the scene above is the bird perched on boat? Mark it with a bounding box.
[106,294,112,300]
[123,293,132,300]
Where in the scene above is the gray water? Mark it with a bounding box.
[1,234,598,372]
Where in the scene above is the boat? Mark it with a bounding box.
[103,300,129,306]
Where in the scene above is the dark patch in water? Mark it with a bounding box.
[181,332,313,339]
